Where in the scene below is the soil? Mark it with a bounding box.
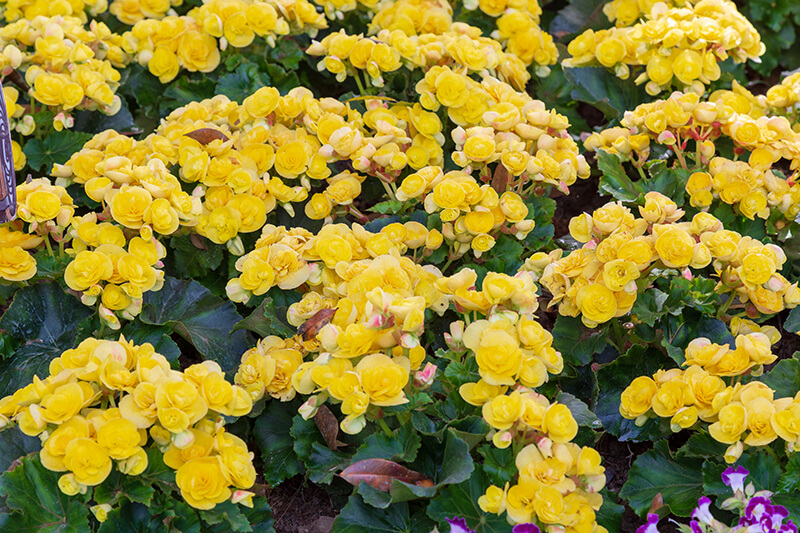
[266,475,337,533]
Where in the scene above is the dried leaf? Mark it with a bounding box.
[298,308,336,341]
[184,128,230,145]
[339,458,433,492]
[314,405,340,451]
[189,234,207,251]
[649,492,663,514]
[491,164,510,195]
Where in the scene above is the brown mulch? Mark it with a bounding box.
[266,476,337,533]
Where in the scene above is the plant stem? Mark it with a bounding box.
[716,293,734,320]
[611,318,626,352]
[378,417,393,437]
[353,71,367,97]
[379,178,397,202]
[43,236,54,257]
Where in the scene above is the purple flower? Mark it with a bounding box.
[742,496,773,525]
[512,525,541,533]
[722,466,749,493]
[446,517,475,533]
[692,496,715,525]
[636,514,660,533]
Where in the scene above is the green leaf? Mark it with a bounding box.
[785,306,800,334]
[660,311,734,366]
[427,466,510,533]
[162,75,216,111]
[620,440,704,517]
[596,489,625,532]
[268,38,305,70]
[0,282,92,395]
[97,501,162,533]
[482,237,524,275]
[0,430,39,472]
[763,356,800,399]
[478,445,516,487]
[369,200,404,215]
[252,401,303,486]
[523,196,557,252]
[556,391,601,429]
[23,131,93,172]
[631,290,668,328]
[290,414,347,485]
[596,150,644,203]
[702,452,781,499]
[216,63,272,103]
[778,453,800,494]
[443,358,480,388]
[645,160,690,206]
[595,345,674,442]
[233,294,296,339]
[198,501,252,532]
[549,0,607,34]
[552,315,608,366]
[351,425,421,464]
[332,497,413,533]
[168,235,224,280]
[120,322,181,367]
[92,470,155,506]
[447,416,489,451]
[0,455,91,533]
[677,432,727,459]
[140,277,252,373]
[564,67,646,120]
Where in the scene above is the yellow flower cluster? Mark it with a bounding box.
[414,170,532,257]
[0,336,256,509]
[764,72,800,125]
[109,0,181,25]
[368,0,451,35]
[0,222,42,282]
[65,214,166,329]
[306,24,532,90]
[537,195,799,327]
[601,0,684,27]
[0,0,107,22]
[619,331,800,462]
[0,178,76,283]
[226,222,443,304]
[584,90,800,171]
[686,156,800,222]
[233,236,450,433]
[565,0,764,95]
[479,436,607,531]
[2,84,34,158]
[122,0,326,82]
[1,15,129,131]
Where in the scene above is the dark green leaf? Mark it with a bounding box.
[786,306,800,334]
[478,445,516,487]
[216,63,272,103]
[0,282,92,395]
[443,358,479,388]
[252,401,303,486]
[778,453,800,494]
[595,345,674,442]
[564,67,646,120]
[92,470,155,506]
[556,391,601,429]
[120,322,181,367]
[332,496,413,533]
[763,356,800,399]
[596,489,624,532]
[522,196,557,252]
[140,277,252,373]
[549,0,607,34]
[677,432,727,459]
[198,501,252,532]
[427,466,509,533]
[97,501,161,533]
[0,430,39,472]
[168,235,224,280]
[23,132,93,172]
[620,440,704,517]
[369,200,404,215]
[268,39,304,70]
[631,290,668,328]
[596,150,644,203]
[233,294,296,339]
[552,315,608,366]
[0,455,90,533]
[351,425,421,464]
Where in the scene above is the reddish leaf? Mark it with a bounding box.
[184,128,230,145]
[491,164,510,195]
[314,405,341,451]
[298,308,336,341]
[339,459,433,492]
[649,493,663,514]
[189,234,207,251]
